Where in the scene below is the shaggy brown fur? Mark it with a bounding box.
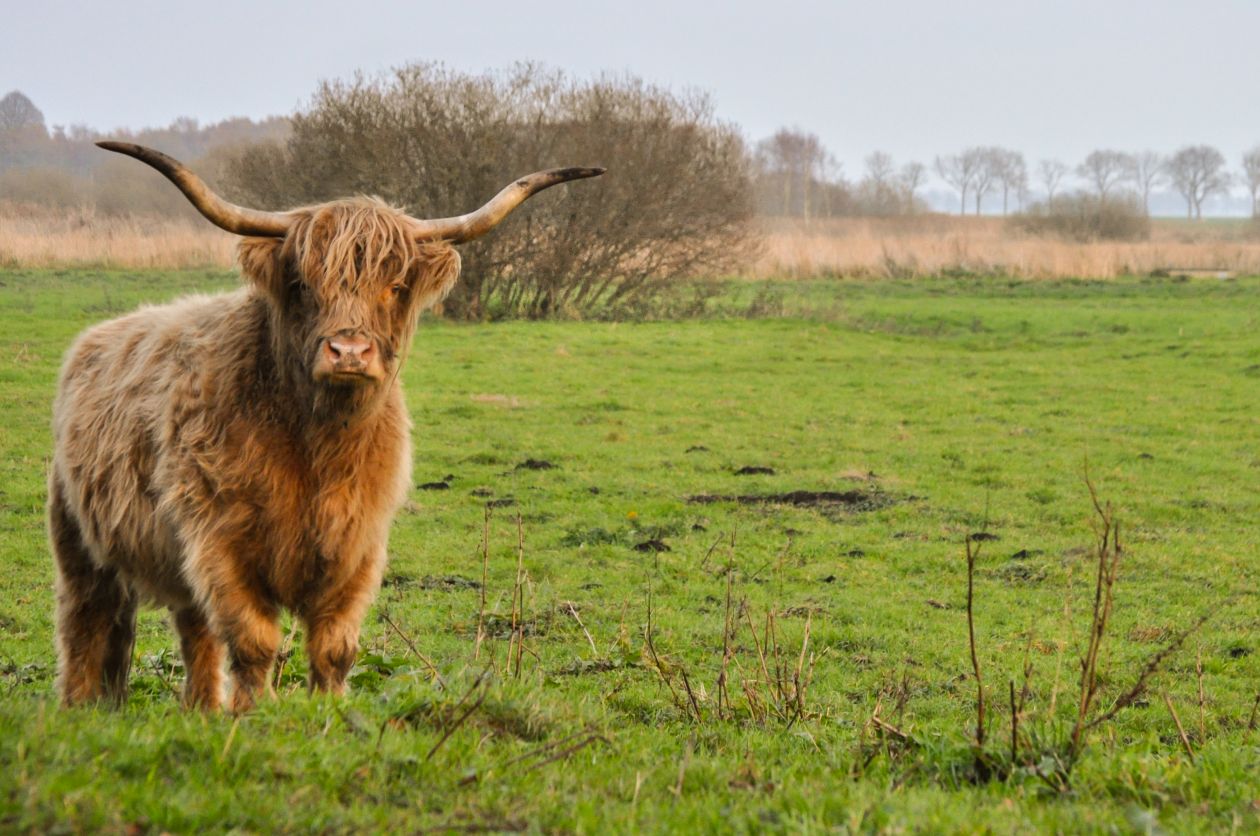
[51,198,460,711]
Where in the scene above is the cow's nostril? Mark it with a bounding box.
[327,337,373,363]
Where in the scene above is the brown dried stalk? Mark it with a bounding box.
[1163,692,1195,762]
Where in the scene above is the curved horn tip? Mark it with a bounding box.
[96,140,140,153]
[557,166,606,179]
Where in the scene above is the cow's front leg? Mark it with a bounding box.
[302,561,382,694]
[220,593,280,713]
[304,613,361,695]
[191,546,280,713]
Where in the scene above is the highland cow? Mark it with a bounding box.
[50,142,602,711]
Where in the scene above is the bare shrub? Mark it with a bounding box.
[1010,192,1150,242]
[224,63,754,319]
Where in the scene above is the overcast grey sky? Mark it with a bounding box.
[4,0,1258,198]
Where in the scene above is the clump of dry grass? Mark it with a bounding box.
[753,216,1260,280]
[0,203,235,269]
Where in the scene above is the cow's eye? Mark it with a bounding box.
[389,283,406,297]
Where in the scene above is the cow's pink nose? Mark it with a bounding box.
[325,335,374,366]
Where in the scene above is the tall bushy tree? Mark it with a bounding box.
[0,91,50,172]
[1128,151,1165,214]
[990,148,1027,215]
[1077,149,1133,201]
[1038,159,1069,202]
[226,63,753,319]
[936,150,982,215]
[1165,145,1229,220]
[755,128,832,219]
[0,91,45,133]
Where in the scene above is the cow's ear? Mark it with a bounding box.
[237,238,287,301]
[409,242,461,312]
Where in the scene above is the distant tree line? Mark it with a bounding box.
[753,129,929,218]
[0,90,288,218]
[6,82,1260,238]
[749,126,1260,224]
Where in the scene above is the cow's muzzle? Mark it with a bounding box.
[314,332,383,383]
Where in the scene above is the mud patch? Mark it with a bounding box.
[560,526,621,547]
[1129,625,1173,643]
[476,613,550,639]
[781,604,826,618]
[417,480,450,491]
[516,458,557,471]
[685,445,710,453]
[687,489,893,512]
[486,497,517,509]
[991,561,1047,584]
[552,658,636,677]
[419,574,481,592]
[382,571,416,588]
[633,539,671,553]
[734,466,776,476]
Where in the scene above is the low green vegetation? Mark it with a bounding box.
[1,269,1258,832]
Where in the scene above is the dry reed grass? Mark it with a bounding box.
[753,216,1260,279]
[4,202,1260,280]
[0,203,236,269]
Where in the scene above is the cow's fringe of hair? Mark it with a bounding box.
[285,197,421,295]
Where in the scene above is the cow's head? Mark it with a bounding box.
[97,142,602,392]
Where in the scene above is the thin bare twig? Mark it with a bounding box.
[1163,692,1195,762]
[380,610,445,688]
[425,669,492,761]
[1195,646,1206,742]
[1009,679,1019,766]
[563,602,599,656]
[475,506,490,661]
[965,532,986,748]
[1070,470,1122,757]
[715,559,736,719]
[509,513,527,678]
[698,531,726,571]
[1084,611,1209,732]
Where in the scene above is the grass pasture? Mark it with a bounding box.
[1,269,1259,832]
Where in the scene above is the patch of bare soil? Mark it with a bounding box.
[686,489,893,512]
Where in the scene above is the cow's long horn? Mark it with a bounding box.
[408,167,605,243]
[96,141,292,237]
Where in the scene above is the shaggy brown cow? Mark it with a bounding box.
[51,142,602,711]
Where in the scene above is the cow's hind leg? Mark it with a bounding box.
[174,607,225,710]
[50,477,138,706]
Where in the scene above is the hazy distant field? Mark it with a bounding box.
[1,270,1258,831]
[5,203,1260,281]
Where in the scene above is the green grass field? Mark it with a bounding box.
[1,269,1258,833]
